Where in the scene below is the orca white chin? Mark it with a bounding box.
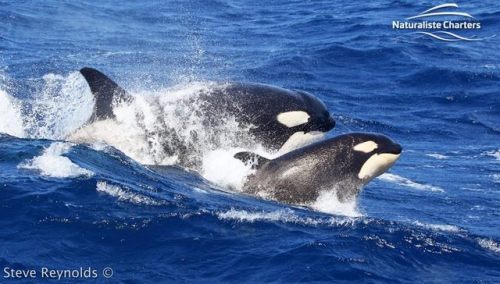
[358,153,400,182]
[278,131,325,154]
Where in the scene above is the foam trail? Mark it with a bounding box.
[378,173,444,192]
[96,181,162,205]
[217,208,296,223]
[18,142,93,178]
[0,89,25,137]
[217,208,357,226]
[412,221,461,233]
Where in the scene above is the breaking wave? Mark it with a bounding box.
[216,208,358,226]
[18,142,94,178]
[96,181,164,206]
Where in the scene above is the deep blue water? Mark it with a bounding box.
[1,0,500,282]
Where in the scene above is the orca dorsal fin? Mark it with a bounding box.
[80,67,131,123]
[234,152,270,169]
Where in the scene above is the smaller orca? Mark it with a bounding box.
[235,133,402,205]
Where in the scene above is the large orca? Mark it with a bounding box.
[71,68,335,168]
[234,133,402,205]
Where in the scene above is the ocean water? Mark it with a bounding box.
[1,0,499,282]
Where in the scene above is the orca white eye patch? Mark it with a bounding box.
[276,111,310,128]
[353,141,378,153]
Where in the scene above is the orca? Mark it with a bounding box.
[234,133,402,205]
[71,67,335,168]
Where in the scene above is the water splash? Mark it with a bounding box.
[309,190,362,217]
[0,89,25,137]
[23,72,93,139]
[18,142,93,178]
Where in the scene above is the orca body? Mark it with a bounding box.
[71,68,335,168]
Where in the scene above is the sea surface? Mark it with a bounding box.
[1,0,499,282]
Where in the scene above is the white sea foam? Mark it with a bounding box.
[218,208,294,223]
[412,221,461,233]
[483,150,500,162]
[18,142,93,178]
[309,190,362,217]
[426,153,448,159]
[477,238,500,253]
[217,208,357,226]
[0,89,25,137]
[378,173,444,192]
[201,148,255,191]
[96,181,162,205]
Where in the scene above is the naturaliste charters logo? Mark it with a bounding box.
[392,3,490,41]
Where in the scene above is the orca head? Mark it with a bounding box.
[348,133,402,183]
[275,90,335,152]
[276,90,335,132]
